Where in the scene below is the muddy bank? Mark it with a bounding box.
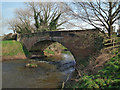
[1,40,29,61]
[2,52,63,62]
[2,55,27,61]
[1,40,65,62]
[2,55,62,62]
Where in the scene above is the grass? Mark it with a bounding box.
[2,40,68,57]
[66,50,120,88]
[65,35,120,88]
[2,40,29,56]
[44,42,67,56]
[44,50,55,55]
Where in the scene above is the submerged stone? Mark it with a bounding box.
[25,63,38,68]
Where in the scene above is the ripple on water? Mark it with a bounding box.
[2,53,76,88]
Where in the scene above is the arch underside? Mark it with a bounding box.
[29,40,75,58]
[29,38,94,68]
[20,30,103,70]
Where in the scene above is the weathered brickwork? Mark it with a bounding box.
[18,29,103,70]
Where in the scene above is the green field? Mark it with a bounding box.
[2,40,29,56]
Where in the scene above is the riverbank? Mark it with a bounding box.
[65,50,120,88]
[1,40,66,61]
[64,35,120,89]
[2,40,27,61]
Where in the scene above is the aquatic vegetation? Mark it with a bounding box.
[25,63,38,68]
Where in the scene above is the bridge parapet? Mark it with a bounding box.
[20,29,97,37]
[19,29,103,71]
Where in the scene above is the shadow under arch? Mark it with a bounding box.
[29,40,76,62]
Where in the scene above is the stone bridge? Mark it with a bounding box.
[17,29,103,70]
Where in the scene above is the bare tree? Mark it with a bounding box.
[64,0,120,38]
[8,19,17,33]
[15,8,34,33]
[25,2,68,31]
[8,8,35,34]
[8,2,70,34]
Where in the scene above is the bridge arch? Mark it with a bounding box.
[19,30,103,70]
[29,40,76,61]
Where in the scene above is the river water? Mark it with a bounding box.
[2,52,76,88]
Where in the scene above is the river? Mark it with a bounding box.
[2,52,76,88]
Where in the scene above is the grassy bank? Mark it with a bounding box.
[66,50,120,88]
[1,40,68,61]
[44,42,67,56]
[2,40,29,60]
[65,35,120,89]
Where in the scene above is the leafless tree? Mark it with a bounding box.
[64,0,120,38]
[8,2,70,33]
[8,8,35,34]
[15,8,35,33]
[8,19,17,33]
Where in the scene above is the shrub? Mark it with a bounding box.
[70,50,120,88]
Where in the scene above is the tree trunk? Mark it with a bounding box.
[108,25,113,39]
[108,2,112,39]
[108,28,111,39]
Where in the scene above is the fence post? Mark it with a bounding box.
[17,33,21,42]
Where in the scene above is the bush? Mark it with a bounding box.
[69,50,120,88]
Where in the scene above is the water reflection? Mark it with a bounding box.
[2,52,76,88]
